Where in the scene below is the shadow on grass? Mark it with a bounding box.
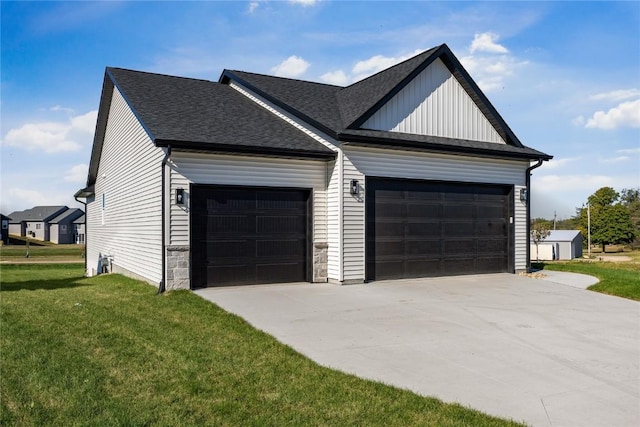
[0,277,90,292]
[0,264,89,292]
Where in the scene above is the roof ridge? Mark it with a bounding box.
[227,69,344,88]
[107,67,217,84]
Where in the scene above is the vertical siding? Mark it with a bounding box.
[342,146,530,279]
[514,184,528,271]
[85,87,165,283]
[326,159,341,281]
[169,152,328,247]
[342,152,365,281]
[363,58,506,144]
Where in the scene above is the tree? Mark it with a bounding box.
[530,221,551,262]
[579,187,637,251]
[620,188,640,247]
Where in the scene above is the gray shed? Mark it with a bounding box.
[545,230,583,260]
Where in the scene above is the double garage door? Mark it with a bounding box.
[191,179,513,287]
[366,178,513,281]
[191,185,310,288]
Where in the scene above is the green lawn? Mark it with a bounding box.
[537,259,640,301]
[0,264,523,427]
[0,244,84,262]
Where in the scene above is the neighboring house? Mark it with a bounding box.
[1,214,10,244]
[76,44,551,291]
[49,208,85,244]
[73,214,86,245]
[7,206,68,241]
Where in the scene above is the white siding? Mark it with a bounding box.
[326,158,341,281]
[514,184,528,271]
[168,152,328,247]
[86,87,165,283]
[342,146,530,279]
[363,58,506,144]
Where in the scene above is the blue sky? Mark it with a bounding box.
[1,1,639,219]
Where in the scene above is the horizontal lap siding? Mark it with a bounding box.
[169,152,327,247]
[326,159,340,281]
[363,58,506,144]
[86,87,164,283]
[343,147,529,278]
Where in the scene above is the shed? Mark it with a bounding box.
[545,230,583,260]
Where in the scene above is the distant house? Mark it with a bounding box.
[9,206,83,243]
[76,44,551,290]
[49,208,85,244]
[73,214,86,245]
[1,214,10,244]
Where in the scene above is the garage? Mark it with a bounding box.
[191,185,310,288]
[366,178,513,281]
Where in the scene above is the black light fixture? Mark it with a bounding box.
[350,179,360,196]
[176,188,185,205]
[520,188,528,203]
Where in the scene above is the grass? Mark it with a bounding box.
[535,257,640,301]
[0,264,523,427]
[0,244,84,262]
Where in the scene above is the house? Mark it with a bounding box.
[75,44,551,291]
[1,214,10,244]
[49,208,85,244]
[7,206,69,242]
[73,214,86,245]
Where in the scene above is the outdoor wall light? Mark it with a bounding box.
[520,188,528,203]
[350,179,360,196]
[176,188,185,205]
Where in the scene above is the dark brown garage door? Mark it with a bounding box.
[191,185,310,288]
[366,178,512,281]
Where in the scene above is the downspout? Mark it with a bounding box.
[73,195,87,275]
[525,159,544,272]
[159,145,172,294]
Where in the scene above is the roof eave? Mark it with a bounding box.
[155,139,336,161]
[338,133,552,162]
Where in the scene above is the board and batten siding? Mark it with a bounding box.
[363,58,506,144]
[168,152,329,248]
[85,86,165,284]
[341,146,530,280]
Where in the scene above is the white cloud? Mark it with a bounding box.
[536,174,614,192]
[270,55,310,78]
[7,188,56,208]
[617,147,640,154]
[49,105,75,114]
[289,0,317,6]
[539,157,580,170]
[590,89,640,102]
[248,2,259,13]
[2,110,98,153]
[351,49,423,81]
[469,32,508,54]
[64,163,89,183]
[600,156,630,164]
[585,99,640,129]
[571,115,585,127]
[320,70,349,86]
[459,53,527,93]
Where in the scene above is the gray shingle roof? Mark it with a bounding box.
[73,214,85,225]
[107,67,336,158]
[221,45,551,160]
[7,206,68,223]
[49,208,84,224]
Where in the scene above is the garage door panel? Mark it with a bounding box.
[257,216,305,233]
[376,221,405,237]
[367,178,512,281]
[256,239,306,257]
[192,186,309,288]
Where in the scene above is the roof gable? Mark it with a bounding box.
[49,208,84,224]
[8,206,68,223]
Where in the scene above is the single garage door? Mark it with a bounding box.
[366,178,512,281]
[191,185,310,288]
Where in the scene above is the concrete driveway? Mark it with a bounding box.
[195,273,639,427]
